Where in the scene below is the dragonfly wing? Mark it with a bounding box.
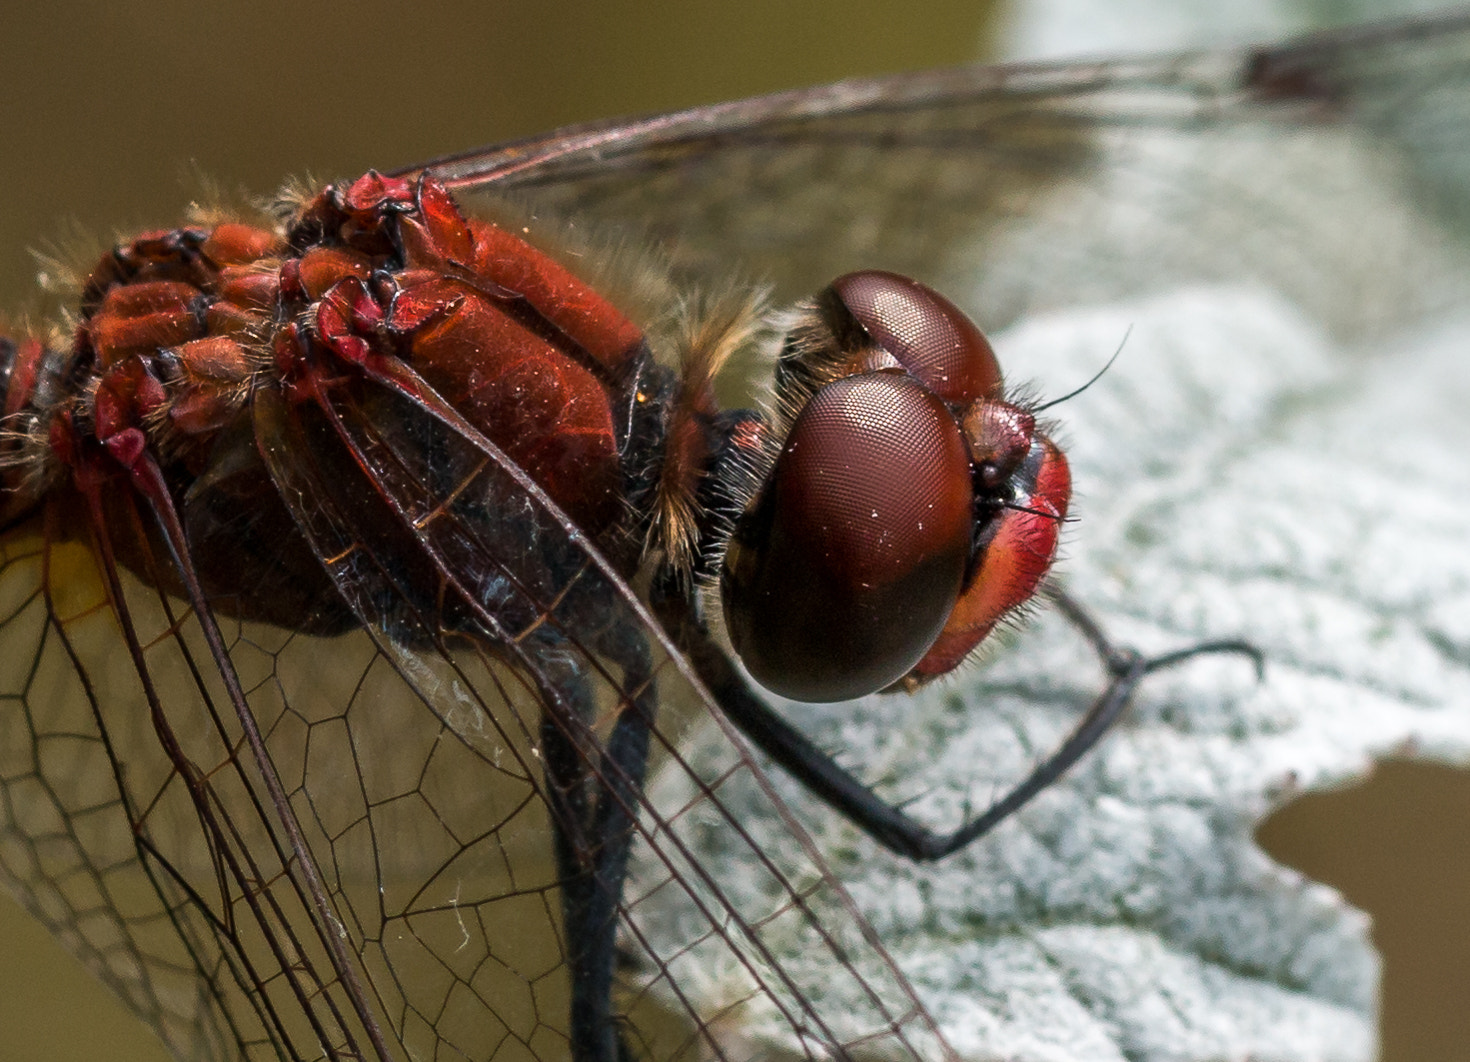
[242,359,956,1060]
[423,15,1470,333]
[0,351,954,1061]
[0,501,389,1061]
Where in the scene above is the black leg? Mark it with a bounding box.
[537,644,655,1062]
[658,582,1262,863]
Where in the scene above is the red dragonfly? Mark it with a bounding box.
[1,12,1466,1062]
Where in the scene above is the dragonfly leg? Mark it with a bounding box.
[537,641,654,1062]
[657,581,1261,863]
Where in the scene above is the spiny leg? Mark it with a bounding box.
[933,584,1266,857]
[658,579,1261,863]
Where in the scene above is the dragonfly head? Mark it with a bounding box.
[717,271,1070,702]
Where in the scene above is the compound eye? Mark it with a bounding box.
[832,270,1001,405]
[721,371,972,702]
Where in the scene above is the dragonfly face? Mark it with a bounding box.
[2,11,1468,1062]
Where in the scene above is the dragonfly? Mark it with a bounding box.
[2,10,1468,1062]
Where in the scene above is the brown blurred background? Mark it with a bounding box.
[0,3,1466,1060]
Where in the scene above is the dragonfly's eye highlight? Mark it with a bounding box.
[831,270,1002,404]
[721,371,972,703]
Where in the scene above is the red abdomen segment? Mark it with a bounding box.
[1,172,650,550]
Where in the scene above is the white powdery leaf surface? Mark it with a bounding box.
[635,285,1470,1061]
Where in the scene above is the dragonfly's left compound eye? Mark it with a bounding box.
[721,370,974,702]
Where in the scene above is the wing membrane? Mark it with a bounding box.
[0,506,384,1061]
[420,14,1470,334]
[247,362,952,1059]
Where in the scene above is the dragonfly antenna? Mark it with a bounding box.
[1031,326,1131,413]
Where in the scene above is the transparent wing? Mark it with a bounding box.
[0,507,380,1061]
[247,356,954,1059]
[420,13,1470,335]
[0,356,954,1059]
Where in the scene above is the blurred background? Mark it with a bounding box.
[0,2,1466,1060]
